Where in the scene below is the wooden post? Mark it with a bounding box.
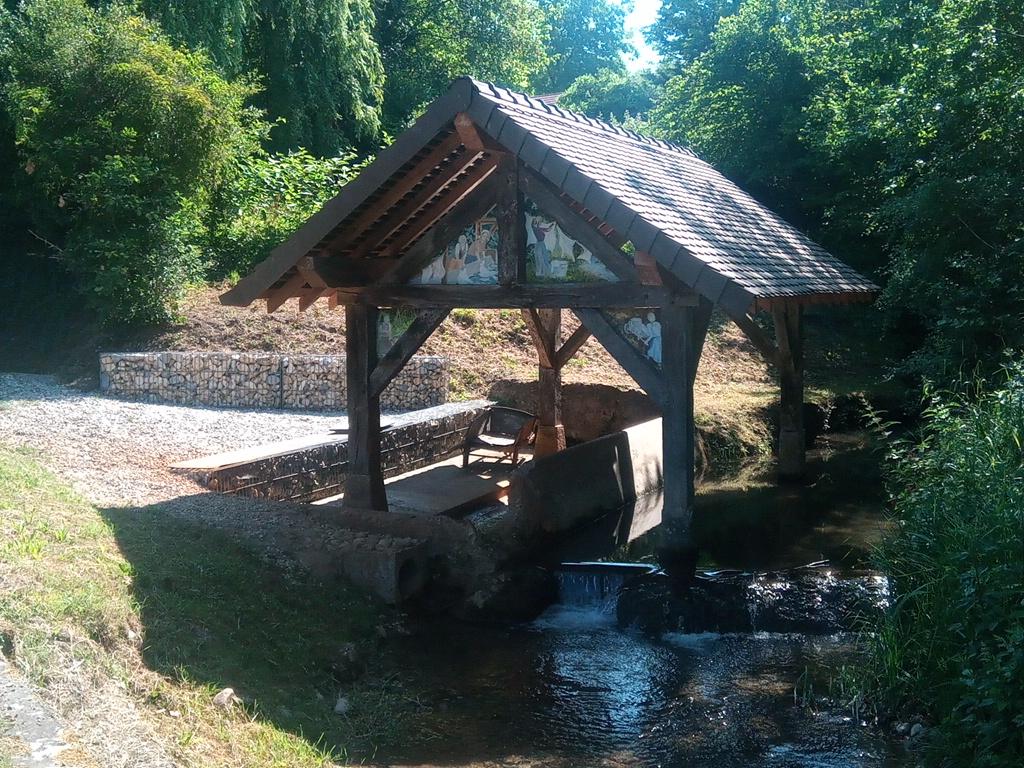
[773,304,805,481]
[523,308,565,457]
[660,303,695,524]
[496,158,524,286]
[343,305,387,511]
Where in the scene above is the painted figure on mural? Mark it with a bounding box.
[414,210,499,285]
[530,215,555,277]
[623,312,662,365]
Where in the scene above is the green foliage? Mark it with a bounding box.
[534,0,631,92]
[651,0,829,230]
[805,0,1024,377]
[560,68,658,123]
[646,0,740,70]
[376,0,550,133]
[0,0,264,324]
[142,0,384,154]
[864,368,1024,766]
[650,0,1024,378]
[206,148,363,279]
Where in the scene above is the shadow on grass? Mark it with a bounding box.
[99,497,408,759]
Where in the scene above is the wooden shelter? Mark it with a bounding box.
[223,77,877,524]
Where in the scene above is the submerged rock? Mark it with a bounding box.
[617,567,889,635]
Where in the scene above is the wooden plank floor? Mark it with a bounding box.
[315,448,531,516]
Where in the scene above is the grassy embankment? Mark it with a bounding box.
[855,370,1024,765]
[0,446,414,766]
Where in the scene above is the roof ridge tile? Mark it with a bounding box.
[472,79,698,157]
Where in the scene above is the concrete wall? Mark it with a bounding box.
[508,417,664,535]
[99,352,448,412]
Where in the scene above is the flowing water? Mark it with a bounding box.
[378,433,902,767]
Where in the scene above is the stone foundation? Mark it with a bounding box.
[179,403,489,502]
[99,352,448,412]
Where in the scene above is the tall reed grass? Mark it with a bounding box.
[865,365,1024,765]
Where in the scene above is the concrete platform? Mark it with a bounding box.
[316,448,530,517]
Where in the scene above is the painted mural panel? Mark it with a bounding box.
[410,208,499,285]
[525,197,619,283]
[604,309,663,368]
[377,307,417,356]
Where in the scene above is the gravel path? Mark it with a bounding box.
[0,372,475,508]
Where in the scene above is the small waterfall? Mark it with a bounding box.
[555,571,626,609]
[535,563,654,630]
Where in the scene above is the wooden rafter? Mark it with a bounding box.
[373,171,506,286]
[264,272,309,313]
[318,132,466,256]
[375,158,499,259]
[350,151,492,260]
[369,310,448,398]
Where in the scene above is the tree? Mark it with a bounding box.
[646,0,740,70]
[141,0,384,154]
[376,0,550,134]
[805,0,1024,374]
[559,68,658,122]
[534,0,632,92]
[650,0,830,231]
[0,0,265,324]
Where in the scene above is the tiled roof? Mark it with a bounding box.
[464,79,878,310]
[222,77,877,314]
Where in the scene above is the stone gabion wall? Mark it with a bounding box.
[187,404,488,502]
[98,352,448,411]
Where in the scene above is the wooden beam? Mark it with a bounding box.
[311,255,398,287]
[689,297,714,383]
[264,272,308,313]
[333,283,681,309]
[521,308,556,369]
[555,324,592,370]
[520,167,638,283]
[730,311,779,365]
[773,304,805,481]
[574,308,667,406]
[532,308,565,457]
[454,112,486,152]
[496,157,524,286]
[319,132,465,255]
[376,158,499,259]
[660,303,696,524]
[369,310,448,398]
[374,171,505,286]
[350,150,490,260]
[343,305,387,512]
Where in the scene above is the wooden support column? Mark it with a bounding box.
[343,305,387,512]
[522,308,565,457]
[773,304,805,481]
[660,303,696,524]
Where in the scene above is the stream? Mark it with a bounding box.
[378,433,903,767]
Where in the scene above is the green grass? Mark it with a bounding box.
[0,445,412,767]
[856,370,1024,765]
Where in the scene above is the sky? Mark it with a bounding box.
[623,0,662,71]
